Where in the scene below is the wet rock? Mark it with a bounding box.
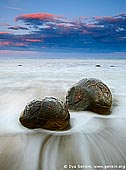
[66,78,112,115]
[19,97,70,130]
[96,64,101,67]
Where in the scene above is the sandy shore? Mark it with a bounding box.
[0,59,126,170]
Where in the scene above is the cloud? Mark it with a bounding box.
[0,32,44,50]
[0,32,10,34]
[25,39,42,42]
[14,42,27,46]
[0,41,12,46]
[7,6,23,11]
[8,26,29,30]
[0,12,126,52]
[16,13,55,20]
[0,23,11,27]
[15,13,64,26]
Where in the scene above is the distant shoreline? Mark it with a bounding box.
[0,50,126,60]
[0,57,126,60]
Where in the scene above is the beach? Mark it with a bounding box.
[0,58,126,170]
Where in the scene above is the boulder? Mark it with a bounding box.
[95,64,101,67]
[19,97,70,130]
[66,78,112,115]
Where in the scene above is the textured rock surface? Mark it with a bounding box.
[19,97,70,130]
[66,78,112,114]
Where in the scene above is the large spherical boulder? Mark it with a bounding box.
[19,97,70,130]
[66,78,112,115]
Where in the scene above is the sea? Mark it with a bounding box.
[0,55,126,170]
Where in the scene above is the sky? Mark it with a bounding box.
[0,0,126,55]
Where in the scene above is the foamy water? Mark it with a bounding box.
[0,59,126,170]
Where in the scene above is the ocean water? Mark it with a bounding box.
[0,58,126,170]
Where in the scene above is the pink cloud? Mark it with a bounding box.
[0,32,10,34]
[0,41,27,47]
[15,13,56,21]
[86,24,97,28]
[0,41,12,46]
[25,39,42,42]
[15,43,27,46]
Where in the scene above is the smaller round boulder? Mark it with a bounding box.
[95,64,101,67]
[19,97,70,131]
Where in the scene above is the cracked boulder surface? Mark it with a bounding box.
[66,78,112,115]
[19,97,70,131]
